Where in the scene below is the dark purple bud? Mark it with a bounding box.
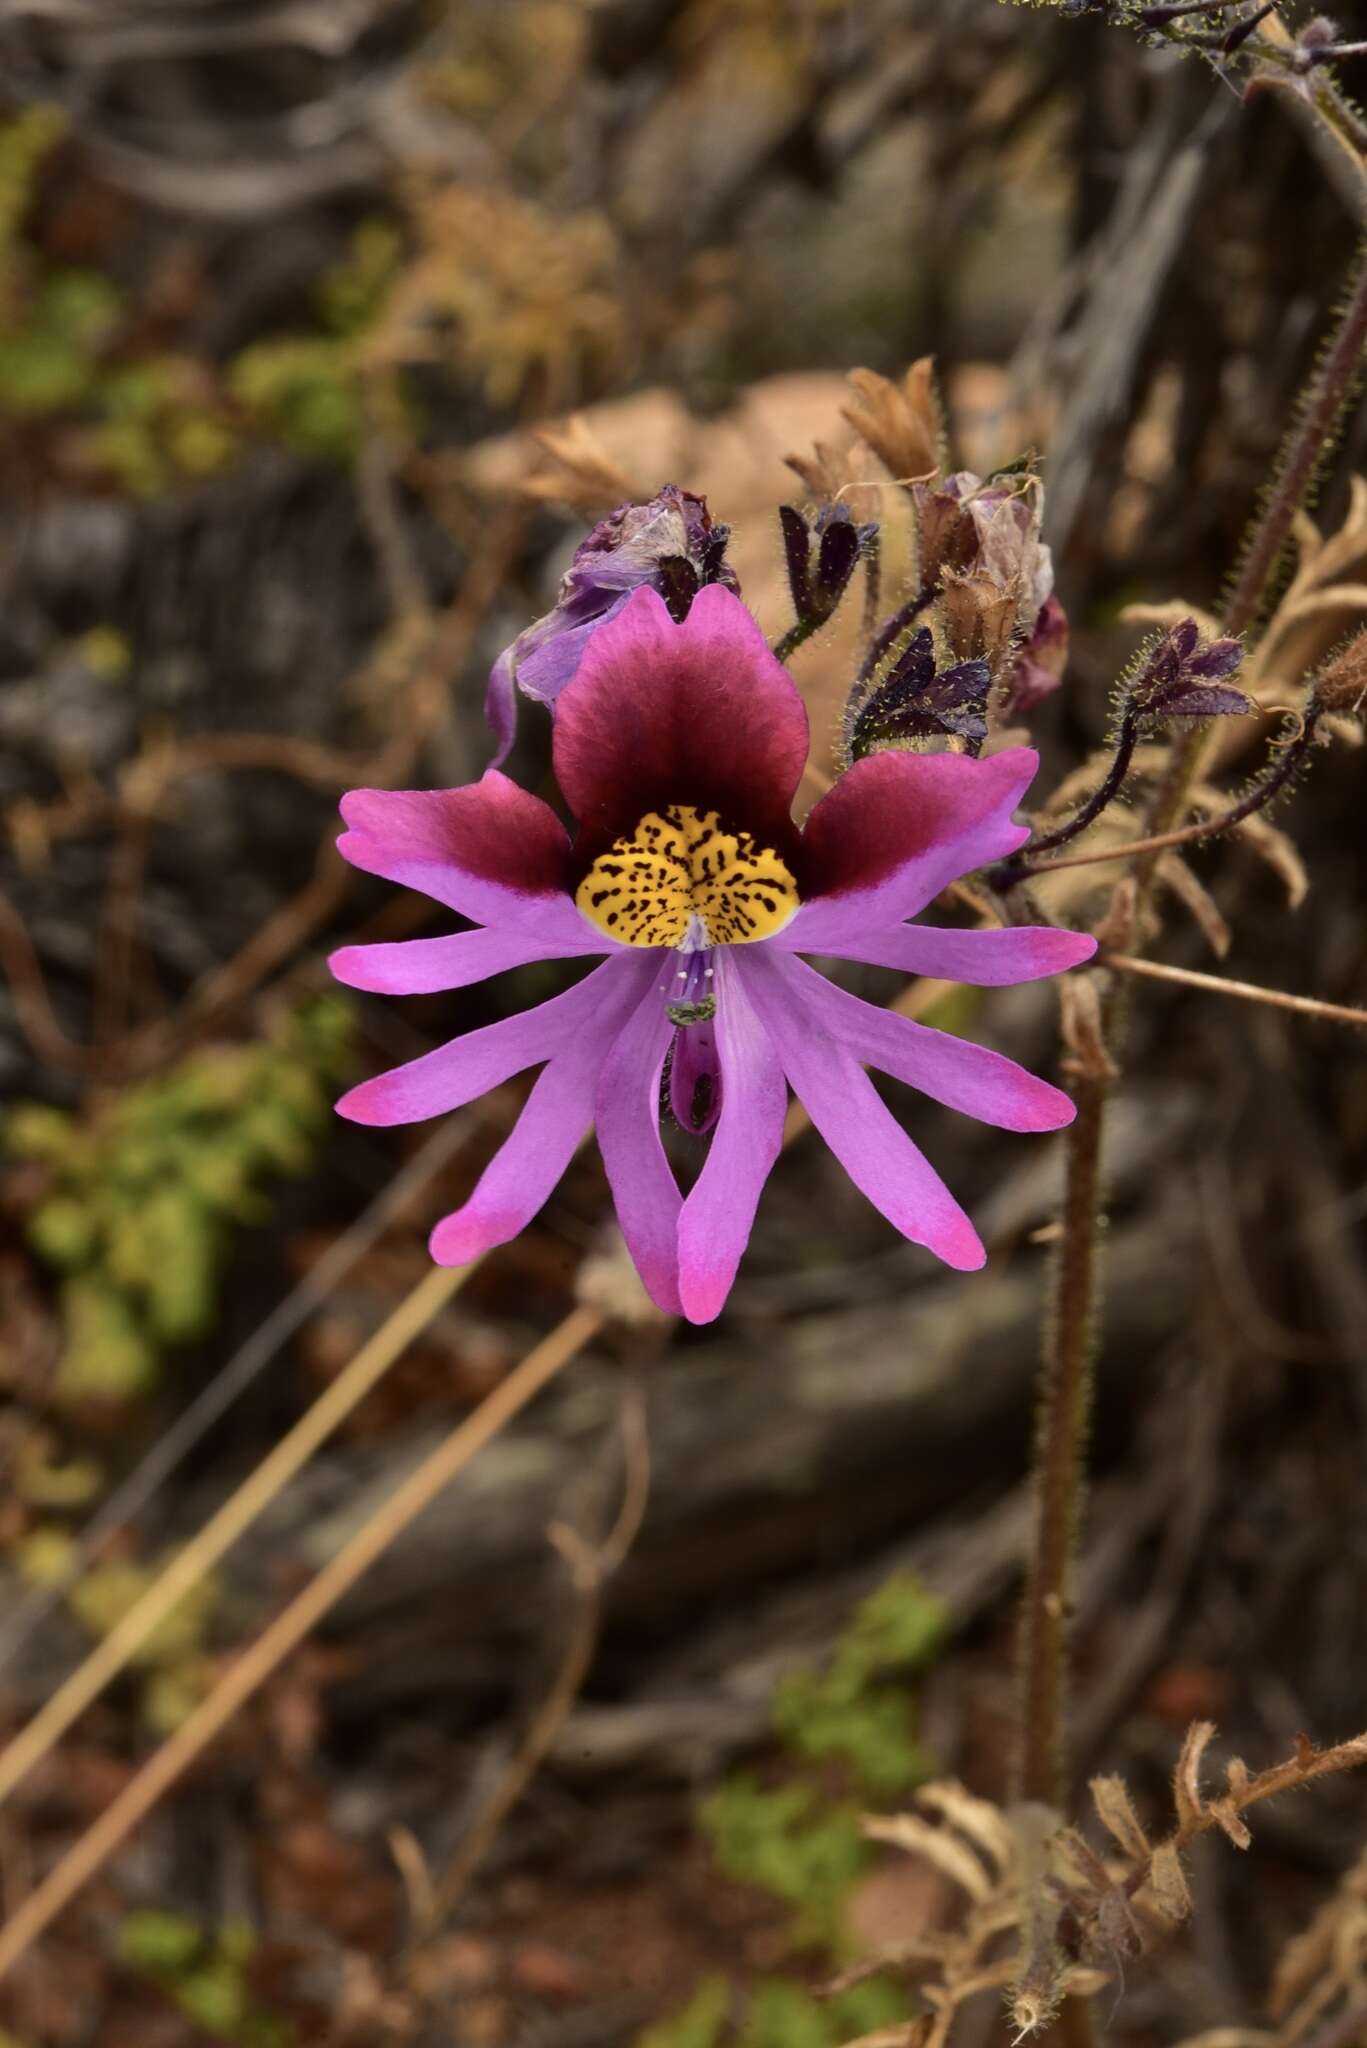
[850,627,991,758]
[656,555,701,623]
[1132,618,1249,726]
[815,510,863,606]
[778,501,875,634]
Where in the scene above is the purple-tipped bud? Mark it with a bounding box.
[485,484,739,760]
[778,501,875,634]
[1133,620,1250,723]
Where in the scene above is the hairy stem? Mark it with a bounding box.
[1224,241,1367,637]
[1014,1068,1109,1809]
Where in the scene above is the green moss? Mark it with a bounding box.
[8,997,356,1403]
[702,1780,869,1950]
[118,1913,294,2045]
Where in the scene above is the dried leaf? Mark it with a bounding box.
[526,414,641,513]
[1059,973,1118,1082]
[1174,1720,1217,1833]
[1090,1774,1153,1865]
[843,359,945,483]
[862,1813,995,1904]
[1145,1840,1193,1926]
[1232,813,1309,909]
[1208,1799,1253,1850]
[1157,853,1231,957]
[840,2025,932,2048]
[917,1782,1017,1877]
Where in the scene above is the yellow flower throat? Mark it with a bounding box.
[575,804,799,949]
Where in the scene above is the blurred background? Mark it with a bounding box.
[1,2,1367,2043]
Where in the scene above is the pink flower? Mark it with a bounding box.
[331,585,1095,1324]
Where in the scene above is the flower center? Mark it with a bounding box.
[575,804,799,948]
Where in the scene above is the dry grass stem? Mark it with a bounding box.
[0,1304,604,1986]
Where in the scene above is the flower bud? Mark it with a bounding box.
[847,625,991,759]
[1130,619,1248,723]
[778,501,875,632]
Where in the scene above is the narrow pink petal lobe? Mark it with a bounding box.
[764,953,1075,1132]
[677,954,786,1324]
[329,923,605,997]
[789,748,1038,946]
[553,585,810,858]
[777,922,1096,985]
[743,951,984,1270]
[595,966,683,1314]
[429,954,657,1264]
[338,773,585,943]
[337,956,636,1126]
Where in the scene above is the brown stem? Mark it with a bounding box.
[1223,240,1367,637]
[1014,1068,1110,1809]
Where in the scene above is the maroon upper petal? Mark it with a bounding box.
[791,746,1036,936]
[338,771,579,938]
[552,584,810,862]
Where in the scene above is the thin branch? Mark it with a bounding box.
[0,1113,477,1680]
[0,1260,477,1814]
[0,1304,602,1989]
[1101,952,1367,1029]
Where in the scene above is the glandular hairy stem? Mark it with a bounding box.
[1010,241,1367,2048]
[1014,1067,1109,1810]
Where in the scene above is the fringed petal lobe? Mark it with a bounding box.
[677,953,786,1323]
[787,921,1096,985]
[428,953,658,1264]
[595,965,683,1314]
[336,956,639,1127]
[765,953,1076,1132]
[329,923,605,997]
[744,950,984,1270]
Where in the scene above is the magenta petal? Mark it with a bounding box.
[428,955,656,1265]
[782,922,1097,985]
[764,952,1075,1132]
[330,923,605,997]
[553,585,809,858]
[677,954,786,1324]
[595,965,683,1315]
[743,951,984,1270]
[790,748,1038,945]
[338,773,585,943]
[337,956,639,1127]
